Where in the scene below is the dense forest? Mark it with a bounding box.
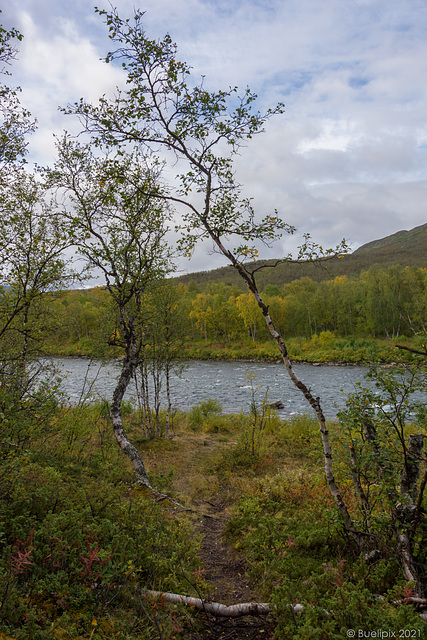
[43,263,427,363]
[1,7,427,640]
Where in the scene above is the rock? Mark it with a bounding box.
[269,400,284,409]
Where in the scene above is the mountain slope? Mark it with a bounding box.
[354,222,427,255]
[175,223,427,290]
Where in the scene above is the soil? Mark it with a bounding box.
[187,497,275,640]
[199,504,253,605]
[146,432,276,638]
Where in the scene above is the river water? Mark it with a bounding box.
[53,358,371,418]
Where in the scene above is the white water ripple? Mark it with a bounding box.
[52,358,372,418]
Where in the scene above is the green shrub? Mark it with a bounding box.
[0,397,204,639]
[0,477,202,638]
[272,562,425,639]
[187,398,222,431]
[279,413,322,459]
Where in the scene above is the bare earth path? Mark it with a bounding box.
[149,432,275,639]
[191,500,275,640]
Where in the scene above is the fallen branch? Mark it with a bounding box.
[145,590,274,618]
[395,344,427,357]
[392,597,427,606]
[149,490,196,513]
[146,590,427,622]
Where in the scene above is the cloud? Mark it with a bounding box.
[3,7,125,164]
[1,0,426,273]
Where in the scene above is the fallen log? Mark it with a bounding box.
[145,590,275,618]
[146,590,427,622]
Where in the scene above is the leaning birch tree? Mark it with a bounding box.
[63,9,363,542]
[47,138,170,487]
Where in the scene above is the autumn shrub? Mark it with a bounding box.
[237,404,272,458]
[224,359,427,638]
[212,416,280,477]
[277,413,323,459]
[225,468,336,590]
[181,403,248,439]
[0,481,202,639]
[331,363,427,597]
[187,398,223,431]
[148,468,175,494]
[285,335,401,363]
[271,560,424,639]
[0,370,61,459]
[225,467,425,638]
[0,398,204,640]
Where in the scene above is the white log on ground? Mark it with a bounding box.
[145,590,273,617]
[146,590,427,622]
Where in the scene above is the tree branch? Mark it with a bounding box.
[395,344,427,357]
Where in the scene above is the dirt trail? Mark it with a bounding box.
[197,499,253,604]
[186,437,273,638]
[166,433,255,602]
[147,432,274,638]
[199,503,253,603]
[190,499,274,640]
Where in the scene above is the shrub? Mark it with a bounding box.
[187,398,222,431]
[0,397,204,639]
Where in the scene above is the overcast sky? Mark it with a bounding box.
[2,0,427,275]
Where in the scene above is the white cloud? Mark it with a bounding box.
[1,0,426,272]
[6,8,125,164]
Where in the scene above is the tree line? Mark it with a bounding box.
[43,263,427,353]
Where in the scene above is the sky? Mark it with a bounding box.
[2,0,427,275]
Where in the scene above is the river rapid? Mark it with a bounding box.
[52,358,371,418]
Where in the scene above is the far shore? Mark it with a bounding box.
[42,335,419,366]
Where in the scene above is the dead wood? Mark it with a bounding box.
[145,590,273,618]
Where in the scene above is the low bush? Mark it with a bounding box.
[187,398,223,431]
[226,467,425,637]
[0,400,204,640]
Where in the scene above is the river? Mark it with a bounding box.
[52,358,371,418]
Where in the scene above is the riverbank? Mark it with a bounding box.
[43,333,423,365]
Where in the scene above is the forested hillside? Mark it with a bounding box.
[41,225,427,361]
[354,222,427,257]
[175,223,427,291]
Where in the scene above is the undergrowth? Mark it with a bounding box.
[218,413,427,638]
[1,386,426,638]
[0,397,204,640]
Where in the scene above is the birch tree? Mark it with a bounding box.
[63,8,360,543]
[236,291,262,342]
[338,362,427,597]
[0,15,73,461]
[0,15,35,184]
[48,138,170,487]
[135,279,187,439]
[0,17,69,365]
[0,170,71,359]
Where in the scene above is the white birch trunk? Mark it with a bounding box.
[110,327,151,488]
[208,233,363,548]
[145,590,273,617]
